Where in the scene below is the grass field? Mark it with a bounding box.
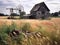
[0,16,20,19]
[0,17,60,45]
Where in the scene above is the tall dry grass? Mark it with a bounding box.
[0,18,60,45]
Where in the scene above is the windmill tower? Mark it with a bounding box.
[6,8,21,14]
[6,8,13,15]
[6,4,24,19]
[6,8,18,19]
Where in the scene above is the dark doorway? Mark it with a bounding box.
[29,15,36,19]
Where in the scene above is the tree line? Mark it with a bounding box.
[0,11,26,16]
[51,11,60,17]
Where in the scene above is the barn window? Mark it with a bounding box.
[37,11,41,15]
[42,11,45,14]
[38,12,40,14]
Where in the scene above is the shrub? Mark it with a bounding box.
[21,23,31,33]
[0,22,17,45]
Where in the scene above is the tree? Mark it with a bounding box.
[11,13,19,16]
[58,11,60,14]
[21,11,26,15]
[8,13,19,19]
[53,12,58,17]
[0,13,5,16]
[16,4,24,19]
[19,11,26,19]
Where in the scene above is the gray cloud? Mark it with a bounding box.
[0,0,45,14]
[0,0,60,14]
[45,0,60,13]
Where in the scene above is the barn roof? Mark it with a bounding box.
[31,2,50,12]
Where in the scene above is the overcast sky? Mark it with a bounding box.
[0,0,60,14]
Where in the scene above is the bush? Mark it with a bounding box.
[21,23,31,33]
[0,22,17,45]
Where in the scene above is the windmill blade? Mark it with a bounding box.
[16,4,24,11]
[6,8,12,9]
[6,8,20,10]
[13,8,19,10]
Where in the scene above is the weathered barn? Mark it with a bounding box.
[30,2,50,19]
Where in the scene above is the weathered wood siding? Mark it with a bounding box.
[30,2,50,19]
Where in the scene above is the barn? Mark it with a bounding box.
[30,2,50,19]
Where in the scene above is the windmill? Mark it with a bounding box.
[16,4,24,18]
[6,4,24,19]
[6,8,21,14]
[6,8,21,19]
